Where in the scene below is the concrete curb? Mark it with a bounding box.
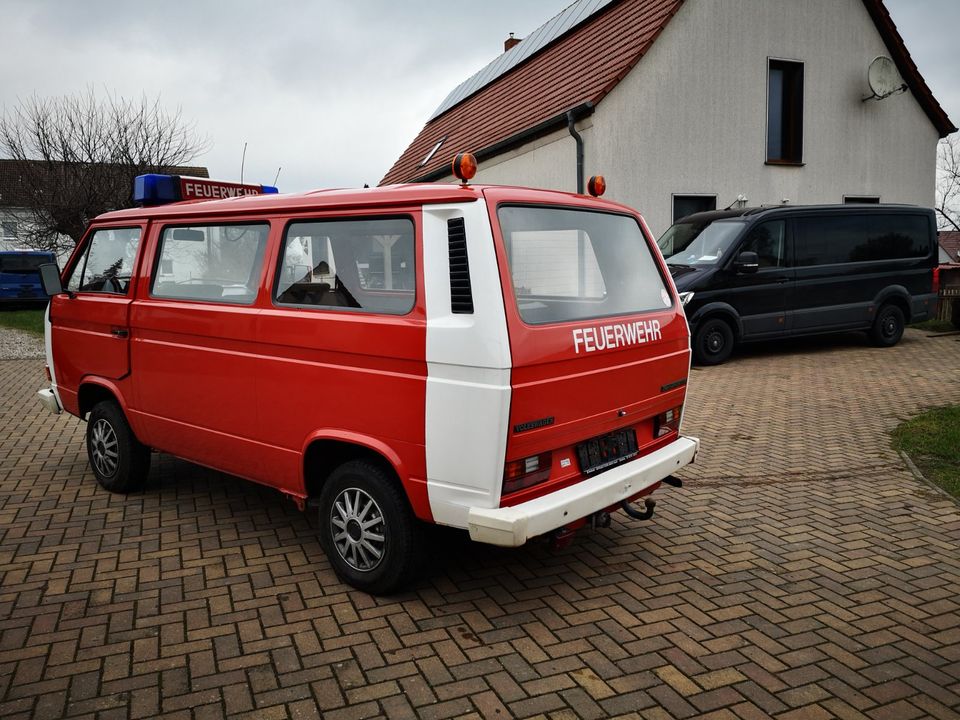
[898,449,960,505]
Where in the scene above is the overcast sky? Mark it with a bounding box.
[0,0,956,193]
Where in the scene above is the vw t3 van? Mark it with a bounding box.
[38,161,698,593]
[658,205,939,365]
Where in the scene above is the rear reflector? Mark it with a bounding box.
[44,365,51,382]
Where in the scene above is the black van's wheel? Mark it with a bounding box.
[869,303,905,347]
[693,317,735,365]
[317,459,422,595]
[86,401,151,493]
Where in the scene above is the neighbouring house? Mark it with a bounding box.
[0,159,209,257]
[940,231,960,264]
[382,0,956,237]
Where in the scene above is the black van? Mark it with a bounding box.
[657,205,939,364]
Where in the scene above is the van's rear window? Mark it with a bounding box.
[497,206,671,325]
[0,254,51,273]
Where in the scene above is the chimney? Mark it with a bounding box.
[504,33,522,52]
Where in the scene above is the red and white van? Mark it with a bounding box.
[37,165,699,593]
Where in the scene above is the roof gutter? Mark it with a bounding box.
[412,101,595,183]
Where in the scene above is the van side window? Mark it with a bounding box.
[794,216,861,266]
[740,221,786,268]
[859,215,930,260]
[275,217,415,315]
[151,224,269,305]
[66,227,142,294]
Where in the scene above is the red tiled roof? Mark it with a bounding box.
[941,231,960,263]
[382,0,956,186]
[381,0,684,185]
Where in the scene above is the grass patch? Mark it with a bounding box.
[0,308,45,336]
[909,318,956,333]
[892,405,960,498]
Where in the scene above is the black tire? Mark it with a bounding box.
[869,303,905,347]
[86,400,151,493]
[693,317,735,365]
[317,459,423,595]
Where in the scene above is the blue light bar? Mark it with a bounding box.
[133,174,280,206]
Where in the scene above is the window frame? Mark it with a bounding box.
[66,225,144,296]
[149,220,271,306]
[671,194,718,223]
[271,213,418,317]
[766,57,805,165]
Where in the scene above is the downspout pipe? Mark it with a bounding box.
[567,109,585,194]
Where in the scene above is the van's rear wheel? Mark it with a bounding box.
[870,303,905,347]
[317,460,422,595]
[86,401,151,493]
[693,317,735,365]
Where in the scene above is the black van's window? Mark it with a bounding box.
[152,224,268,305]
[740,221,786,268]
[275,217,415,315]
[498,206,671,325]
[67,227,141,294]
[0,253,52,273]
[860,215,930,260]
[795,214,929,266]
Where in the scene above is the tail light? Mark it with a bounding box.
[44,365,52,382]
[655,406,683,437]
[503,452,552,495]
[933,266,940,295]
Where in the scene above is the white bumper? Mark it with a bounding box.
[468,435,699,547]
[37,388,62,414]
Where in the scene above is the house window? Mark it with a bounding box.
[1,221,16,239]
[844,196,880,204]
[672,195,717,222]
[767,59,804,164]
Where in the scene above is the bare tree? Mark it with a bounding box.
[0,89,209,254]
[936,134,960,232]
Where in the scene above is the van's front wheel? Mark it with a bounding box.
[317,460,422,595]
[869,303,905,347]
[86,401,151,493]
[693,317,735,365]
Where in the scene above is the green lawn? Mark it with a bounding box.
[0,308,45,337]
[892,405,960,499]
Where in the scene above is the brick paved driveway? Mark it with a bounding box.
[2,329,960,719]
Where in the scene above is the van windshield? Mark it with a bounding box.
[658,220,745,266]
[497,205,671,325]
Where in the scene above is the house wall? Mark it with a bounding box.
[440,0,941,238]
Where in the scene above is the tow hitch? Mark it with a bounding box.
[621,475,682,520]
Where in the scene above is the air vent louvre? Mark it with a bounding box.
[447,217,474,314]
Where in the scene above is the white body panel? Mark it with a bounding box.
[422,201,513,527]
[40,302,63,413]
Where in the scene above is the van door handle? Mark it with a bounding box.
[111,328,129,338]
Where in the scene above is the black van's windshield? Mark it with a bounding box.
[658,220,746,266]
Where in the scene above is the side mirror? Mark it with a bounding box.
[734,251,759,274]
[39,263,67,297]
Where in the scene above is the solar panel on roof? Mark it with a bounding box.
[428,0,616,121]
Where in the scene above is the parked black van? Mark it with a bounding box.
[657,205,939,364]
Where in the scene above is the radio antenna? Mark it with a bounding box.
[273,166,282,185]
[240,141,248,183]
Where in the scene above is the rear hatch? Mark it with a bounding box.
[485,189,690,507]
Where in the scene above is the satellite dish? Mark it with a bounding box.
[863,56,906,101]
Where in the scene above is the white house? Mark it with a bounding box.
[382,0,956,237]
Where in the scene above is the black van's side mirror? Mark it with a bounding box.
[38,263,68,297]
[734,251,760,274]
